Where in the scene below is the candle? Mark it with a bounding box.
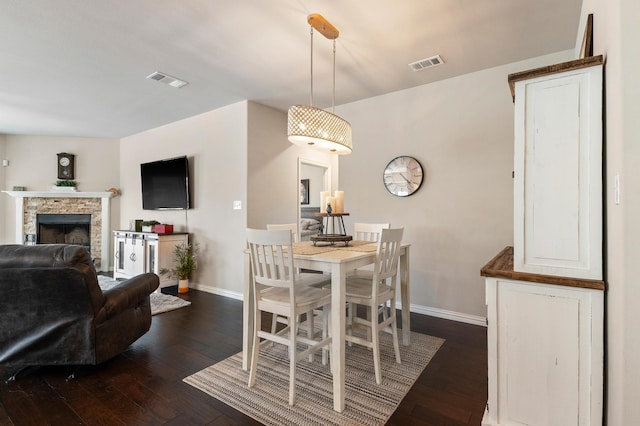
[320,191,330,213]
[334,190,344,213]
[327,196,336,213]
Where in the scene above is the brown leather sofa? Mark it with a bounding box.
[0,244,159,370]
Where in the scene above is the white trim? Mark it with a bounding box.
[406,303,487,327]
[192,284,486,327]
[191,283,243,301]
[3,190,114,198]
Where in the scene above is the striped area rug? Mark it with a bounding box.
[184,331,444,425]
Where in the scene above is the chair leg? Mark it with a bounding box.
[270,313,279,349]
[248,309,262,388]
[347,302,354,347]
[366,306,373,345]
[322,304,329,366]
[307,310,315,362]
[371,306,382,385]
[390,300,401,364]
[271,313,278,334]
[66,367,82,381]
[4,366,35,383]
[289,318,297,406]
[381,300,389,321]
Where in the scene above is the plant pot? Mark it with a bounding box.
[141,226,153,232]
[178,279,189,294]
[52,185,77,192]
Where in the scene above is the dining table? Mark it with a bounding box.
[242,239,411,413]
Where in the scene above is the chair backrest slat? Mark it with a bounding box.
[354,223,390,242]
[373,227,404,289]
[267,223,298,243]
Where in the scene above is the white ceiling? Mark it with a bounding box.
[0,0,582,139]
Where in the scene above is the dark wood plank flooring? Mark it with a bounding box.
[0,288,487,425]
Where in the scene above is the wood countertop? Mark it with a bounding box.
[481,246,605,291]
[507,55,604,101]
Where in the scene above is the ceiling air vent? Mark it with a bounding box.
[409,55,445,72]
[146,71,188,88]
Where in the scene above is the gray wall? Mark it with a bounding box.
[579,0,640,422]
[247,101,338,228]
[1,135,120,247]
[0,134,6,243]
[336,51,572,322]
[119,101,249,296]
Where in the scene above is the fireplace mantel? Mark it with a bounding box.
[2,190,114,271]
[3,190,114,199]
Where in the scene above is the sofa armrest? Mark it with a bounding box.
[97,273,160,321]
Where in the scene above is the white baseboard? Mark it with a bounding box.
[192,284,487,327]
[191,283,243,301]
[403,303,487,327]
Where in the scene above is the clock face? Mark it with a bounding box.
[59,157,70,167]
[383,156,424,197]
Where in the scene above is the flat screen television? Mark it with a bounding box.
[141,156,190,210]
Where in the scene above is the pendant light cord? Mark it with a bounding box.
[310,25,337,113]
[310,26,314,107]
[332,39,336,114]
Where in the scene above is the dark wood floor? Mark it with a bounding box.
[0,288,487,425]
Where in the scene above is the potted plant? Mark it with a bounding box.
[53,180,77,191]
[141,220,159,232]
[160,242,199,293]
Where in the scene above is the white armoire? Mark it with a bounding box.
[482,55,605,426]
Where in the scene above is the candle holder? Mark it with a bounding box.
[311,212,352,246]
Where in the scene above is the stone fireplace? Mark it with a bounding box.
[3,190,114,271]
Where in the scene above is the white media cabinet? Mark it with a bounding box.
[113,230,188,289]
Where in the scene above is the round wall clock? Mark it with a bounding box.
[383,155,424,197]
[57,153,75,180]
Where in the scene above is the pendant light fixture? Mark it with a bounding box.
[288,14,352,155]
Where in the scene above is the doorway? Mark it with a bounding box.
[298,158,331,236]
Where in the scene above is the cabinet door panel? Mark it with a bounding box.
[527,79,581,264]
[500,286,580,425]
[485,278,604,426]
[115,238,126,273]
[113,232,145,278]
[514,65,602,279]
[125,236,146,276]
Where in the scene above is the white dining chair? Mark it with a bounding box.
[266,223,329,345]
[345,227,404,385]
[267,223,299,242]
[246,228,332,406]
[353,223,390,243]
[351,223,390,279]
[349,223,391,327]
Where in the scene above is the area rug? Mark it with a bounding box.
[184,331,444,425]
[97,275,191,315]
